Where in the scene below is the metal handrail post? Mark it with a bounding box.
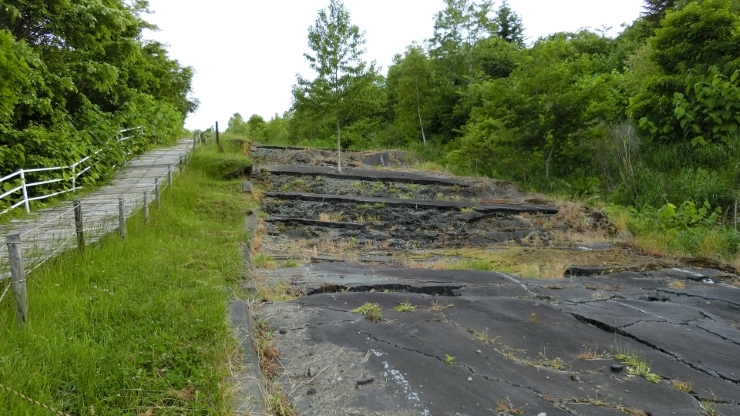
[20,170,30,214]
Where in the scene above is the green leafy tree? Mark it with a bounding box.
[0,0,195,205]
[292,0,375,171]
[629,0,740,143]
[388,45,432,145]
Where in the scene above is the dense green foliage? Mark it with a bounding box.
[272,0,740,207]
[257,0,740,259]
[0,0,195,197]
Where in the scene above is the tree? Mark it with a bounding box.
[293,0,373,171]
[430,0,498,81]
[628,0,740,143]
[494,0,525,46]
[389,45,431,145]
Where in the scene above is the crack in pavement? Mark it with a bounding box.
[657,289,740,308]
[570,313,740,385]
[353,328,578,413]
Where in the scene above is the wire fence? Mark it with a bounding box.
[0,127,145,215]
[0,134,211,312]
[0,132,217,415]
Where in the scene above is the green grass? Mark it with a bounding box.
[0,145,255,414]
[350,302,382,322]
[614,350,662,383]
[394,300,416,312]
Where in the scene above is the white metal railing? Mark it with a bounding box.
[0,127,144,215]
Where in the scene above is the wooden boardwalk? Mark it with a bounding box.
[0,139,194,279]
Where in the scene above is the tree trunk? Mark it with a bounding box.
[336,116,342,173]
[545,147,553,178]
[415,77,426,145]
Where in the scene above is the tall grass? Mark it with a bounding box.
[0,145,254,414]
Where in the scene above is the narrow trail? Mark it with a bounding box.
[0,138,194,279]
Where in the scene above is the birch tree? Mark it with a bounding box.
[293,0,372,172]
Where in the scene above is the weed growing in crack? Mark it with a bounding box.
[528,313,538,324]
[252,274,303,301]
[494,397,524,415]
[700,400,720,416]
[281,259,301,268]
[577,347,610,361]
[350,303,382,322]
[269,393,296,416]
[429,300,454,312]
[254,318,296,416]
[471,328,500,344]
[534,349,567,370]
[444,354,456,365]
[394,300,416,312]
[669,380,693,393]
[614,350,661,383]
[253,254,278,269]
[669,280,686,289]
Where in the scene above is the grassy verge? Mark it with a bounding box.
[0,145,255,414]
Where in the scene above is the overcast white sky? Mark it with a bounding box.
[142,0,646,130]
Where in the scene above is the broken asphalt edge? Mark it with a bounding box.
[226,209,266,415]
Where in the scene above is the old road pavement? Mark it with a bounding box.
[245,145,740,416]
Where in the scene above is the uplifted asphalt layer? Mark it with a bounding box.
[248,146,740,416]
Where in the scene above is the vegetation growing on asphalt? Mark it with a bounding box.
[394,300,416,312]
[350,302,383,322]
[614,350,662,383]
[0,147,255,414]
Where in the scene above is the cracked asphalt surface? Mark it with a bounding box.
[248,146,740,415]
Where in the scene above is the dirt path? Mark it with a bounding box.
[247,146,740,416]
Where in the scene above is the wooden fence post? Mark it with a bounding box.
[6,234,28,327]
[155,178,161,209]
[74,200,84,251]
[167,165,173,189]
[143,193,149,223]
[216,121,224,153]
[118,198,126,239]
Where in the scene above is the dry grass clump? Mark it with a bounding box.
[428,300,454,312]
[669,380,693,393]
[548,202,590,233]
[576,347,610,361]
[317,212,344,222]
[280,238,360,262]
[668,280,686,289]
[521,261,568,278]
[494,397,525,415]
[253,318,297,416]
[251,273,303,301]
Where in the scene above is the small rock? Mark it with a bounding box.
[306,388,317,395]
[611,364,624,373]
[537,413,547,416]
[625,390,630,393]
[467,377,473,382]
[336,377,342,382]
[595,385,602,389]
[307,367,317,377]
[242,181,253,193]
[571,374,582,383]
[356,377,375,386]
[279,328,287,335]
[476,350,482,354]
